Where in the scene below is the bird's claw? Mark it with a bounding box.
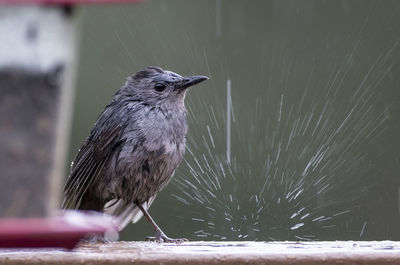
[146,230,188,243]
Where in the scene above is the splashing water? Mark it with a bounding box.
[171,37,398,241]
[73,1,400,241]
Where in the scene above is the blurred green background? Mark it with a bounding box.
[67,0,400,241]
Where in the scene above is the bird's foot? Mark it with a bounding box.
[146,230,187,243]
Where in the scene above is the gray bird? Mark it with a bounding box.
[62,66,208,243]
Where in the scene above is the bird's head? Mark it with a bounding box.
[122,66,208,109]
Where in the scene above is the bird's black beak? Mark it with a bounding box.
[177,75,209,90]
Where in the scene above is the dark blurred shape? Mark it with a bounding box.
[0,5,78,218]
[0,68,62,217]
[0,0,143,221]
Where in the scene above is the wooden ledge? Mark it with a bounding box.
[1,241,400,265]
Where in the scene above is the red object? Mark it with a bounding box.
[0,211,118,249]
[0,0,142,4]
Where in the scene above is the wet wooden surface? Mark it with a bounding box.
[1,241,400,264]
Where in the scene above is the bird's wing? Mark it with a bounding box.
[62,112,125,210]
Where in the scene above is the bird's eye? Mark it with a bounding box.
[154,83,166,92]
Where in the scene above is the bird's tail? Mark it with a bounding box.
[104,197,156,231]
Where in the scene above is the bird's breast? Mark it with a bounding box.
[104,108,187,203]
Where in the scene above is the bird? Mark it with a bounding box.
[62,66,208,243]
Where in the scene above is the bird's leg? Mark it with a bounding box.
[136,203,187,243]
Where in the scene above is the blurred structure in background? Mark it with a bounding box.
[0,5,77,217]
[0,0,139,248]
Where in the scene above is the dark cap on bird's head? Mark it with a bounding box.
[122,66,208,107]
